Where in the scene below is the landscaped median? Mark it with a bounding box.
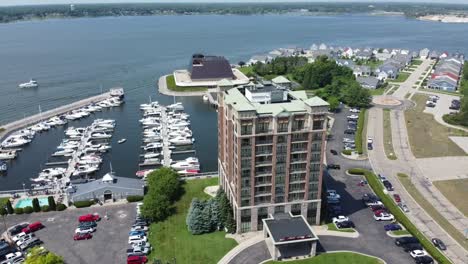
[349,168,452,264]
[326,223,356,233]
[166,74,207,92]
[382,109,397,160]
[354,109,367,155]
[264,252,384,264]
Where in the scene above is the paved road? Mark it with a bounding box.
[391,59,433,99]
[367,72,468,264]
[227,241,271,264]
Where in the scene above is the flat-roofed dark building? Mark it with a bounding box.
[190,54,235,81]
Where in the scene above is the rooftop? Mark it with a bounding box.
[264,213,317,244]
[190,54,235,80]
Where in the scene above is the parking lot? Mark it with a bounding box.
[1,203,135,264]
[324,106,415,264]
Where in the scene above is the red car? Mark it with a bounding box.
[22,222,44,234]
[127,256,148,264]
[73,233,93,240]
[78,213,101,222]
[393,194,401,203]
[373,209,388,215]
[370,205,386,212]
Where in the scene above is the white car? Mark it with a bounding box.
[131,226,148,232]
[16,234,34,246]
[367,137,373,144]
[1,252,23,263]
[410,250,428,258]
[332,216,349,223]
[75,227,96,234]
[349,108,360,113]
[327,190,341,200]
[128,235,147,245]
[347,115,359,119]
[11,232,27,242]
[132,241,151,249]
[374,212,394,221]
[343,138,355,143]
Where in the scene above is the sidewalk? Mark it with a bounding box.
[218,232,264,264]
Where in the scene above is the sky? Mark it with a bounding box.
[1,0,468,7]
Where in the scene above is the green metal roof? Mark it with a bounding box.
[271,75,291,84]
[304,96,330,107]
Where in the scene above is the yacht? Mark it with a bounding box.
[143,137,162,143]
[171,161,200,171]
[135,169,154,178]
[143,158,161,165]
[140,101,160,111]
[118,139,127,144]
[0,161,7,172]
[78,157,102,165]
[65,112,82,120]
[65,127,86,137]
[73,164,99,175]
[169,136,194,145]
[1,135,31,148]
[18,79,39,88]
[0,151,17,160]
[110,87,125,98]
[90,132,112,139]
[167,102,184,111]
[38,167,66,178]
[143,152,161,159]
[52,149,75,156]
[30,122,51,132]
[13,129,36,138]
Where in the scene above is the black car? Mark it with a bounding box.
[330,149,338,155]
[8,223,29,236]
[414,256,434,264]
[344,129,355,135]
[337,220,355,229]
[403,243,423,252]
[431,238,447,250]
[395,236,419,246]
[382,180,394,191]
[79,221,97,228]
[327,164,341,170]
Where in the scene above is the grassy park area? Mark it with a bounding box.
[326,223,356,233]
[405,94,468,158]
[393,72,410,83]
[238,65,254,76]
[266,252,383,264]
[383,109,397,160]
[397,173,468,251]
[166,75,207,92]
[434,179,468,217]
[148,178,237,264]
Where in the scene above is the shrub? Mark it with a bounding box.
[56,203,67,211]
[126,195,143,203]
[48,196,56,211]
[348,168,365,175]
[14,208,24,214]
[6,200,14,214]
[23,206,34,214]
[41,205,50,212]
[355,109,366,154]
[0,208,7,216]
[32,198,41,212]
[342,149,352,155]
[74,200,94,208]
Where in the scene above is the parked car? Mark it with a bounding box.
[384,224,402,231]
[414,256,434,264]
[131,226,149,232]
[2,252,23,264]
[370,205,386,212]
[78,213,101,222]
[342,138,355,143]
[398,202,410,213]
[132,241,151,249]
[382,180,394,191]
[8,224,29,236]
[336,220,355,229]
[395,236,419,246]
[349,108,360,113]
[18,238,41,251]
[15,234,35,246]
[373,209,389,215]
[362,194,383,207]
[75,227,96,234]
[128,246,151,256]
[393,194,401,203]
[11,232,29,242]
[79,221,97,229]
[22,222,44,234]
[73,233,93,240]
[128,235,147,245]
[347,115,359,120]
[373,212,394,221]
[431,238,446,250]
[327,164,341,170]
[129,231,146,236]
[403,243,423,252]
[326,190,341,199]
[127,255,148,264]
[330,149,338,155]
[344,129,355,135]
[332,216,349,224]
[410,250,428,258]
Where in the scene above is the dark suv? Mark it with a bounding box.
[395,236,419,246]
[414,256,434,264]
[382,180,394,191]
[327,164,341,170]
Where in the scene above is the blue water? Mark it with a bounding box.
[0,14,467,190]
[15,197,50,208]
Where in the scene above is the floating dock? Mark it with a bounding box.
[161,107,172,166]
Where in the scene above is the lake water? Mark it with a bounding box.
[0,14,467,190]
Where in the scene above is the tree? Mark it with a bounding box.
[238,61,246,67]
[327,96,340,112]
[0,207,7,216]
[32,198,41,212]
[48,196,56,211]
[186,199,206,235]
[6,200,13,214]
[25,246,64,264]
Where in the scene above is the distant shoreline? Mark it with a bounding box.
[418,15,468,24]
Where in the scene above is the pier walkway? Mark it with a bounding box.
[0,92,112,141]
[160,106,172,166]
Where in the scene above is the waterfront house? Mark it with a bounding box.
[352,65,371,77]
[427,76,458,91]
[319,43,328,50]
[248,55,273,65]
[429,50,440,60]
[375,52,392,61]
[393,53,413,67]
[357,76,381,89]
[355,50,373,60]
[68,172,144,203]
[419,48,430,59]
[440,52,449,59]
[310,44,318,51]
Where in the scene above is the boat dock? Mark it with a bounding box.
[45,161,70,166]
[171,149,196,155]
[0,89,121,141]
[160,107,172,166]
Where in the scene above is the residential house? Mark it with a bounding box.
[419,48,430,59]
[310,44,318,51]
[375,53,392,61]
[377,63,399,80]
[393,53,413,67]
[352,65,371,77]
[355,50,373,60]
[427,76,458,91]
[439,52,449,59]
[319,43,328,50]
[429,50,440,60]
[248,55,273,65]
[343,47,354,58]
[335,59,355,68]
[357,76,381,89]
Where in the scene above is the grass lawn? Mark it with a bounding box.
[326,223,356,233]
[393,72,410,83]
[369,88,386,96]
[418,88,461,96]
[0,197,9,208]
[433,179,468,217]
[166,75,207,92]
[405,94,468,158]
[411,59,423,66]
[355,109,367,155]
[361,60,383,71]
[391,230,410,236]
[238,65,254,76]
[266,252,382,264]
[148,178,237,264]
[397,173,468,251]
[383,109,397,160]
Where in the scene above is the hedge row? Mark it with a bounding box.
[347,168,366,175]
[74,200,95,208]
[354,109,366,154]
[57,203,67,211]
[127,195,144,203]
[359,169,451,264]
[341,149,352,155]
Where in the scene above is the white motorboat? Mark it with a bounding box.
[135,169,154,178]
[108,97,123,106]
[118,139,127,144]
[18,79,39,88]
[46,116,67,126]
[78,157,102,165]
[202,95,209,101]
[110,87,125,98]
[171,161,200,171]
[64,112,81,120]
[0,161,7,172]
[56,143,78,151]
[143,158,161,165]
[143,110,162,117]
[80,154,102,161]
[168,131,192,138]
[143,153,160,159]
[167,102,184,111]
[0,151,17,160]
[184,157,199,164]
[143,131,161,138]
[30,122,50,132]
[65,127,85,137]
[97,101,112,108]
[13,129,35,138]
[1,135,31,148]
[97,145,111,152]
[53,149,75,156]
[140,101,160,111]
[91,132,112,139]
[30,177,52,183]
[38,167,66,178]
[143,137,161,143]
[168,121,190,128]
[73,165,99,175]
[169,136,194,145]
